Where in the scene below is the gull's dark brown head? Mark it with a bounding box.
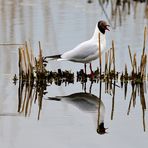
[98,20,110,34]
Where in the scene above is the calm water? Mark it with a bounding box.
[0,0,148,148]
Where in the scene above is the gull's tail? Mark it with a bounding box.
[45,97,61,101]
[45,54,61,60]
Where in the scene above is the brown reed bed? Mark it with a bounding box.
[120,26,147,83]
[14,27,147,85]
[16,41,74,119]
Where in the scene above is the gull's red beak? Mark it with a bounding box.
[105,25,110,31]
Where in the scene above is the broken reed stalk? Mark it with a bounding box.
[29,41,35,68]
[98,33,102,75]
[38,41,43,73]
[19,47,28,78]
[105,52,108,75]
[18,42,35,80]
[141,54,147,78]
[142,26,147,56]
[133,53,137,74]
[128,45,134,70]
[25,42,31,72]
[112,40,116,76]
[108,48,113,74]
[18,48,22,78]
[22,49,28,75]
[25,42,34,79]
[141,26,147,78]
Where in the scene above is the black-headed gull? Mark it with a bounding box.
[45,20,110,75]
[46,92,107,134]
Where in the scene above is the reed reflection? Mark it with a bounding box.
[126,82,147,132]
[98,0,148,28]
[16,68,147,133]
[17,74,47,120]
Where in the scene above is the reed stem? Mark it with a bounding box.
[112,40,116,76]
[98,33,102,75]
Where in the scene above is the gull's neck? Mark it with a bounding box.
[91,24,106,44]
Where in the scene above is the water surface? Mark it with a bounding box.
[0,0,148,148]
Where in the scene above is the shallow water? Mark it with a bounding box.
[0,0,148,148]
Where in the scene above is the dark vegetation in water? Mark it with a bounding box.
[13,27,147,86]
[15,46,147,131]
[15,66,147,132]
[12,27,147,130]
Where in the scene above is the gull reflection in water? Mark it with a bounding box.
[47,92,107,135]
